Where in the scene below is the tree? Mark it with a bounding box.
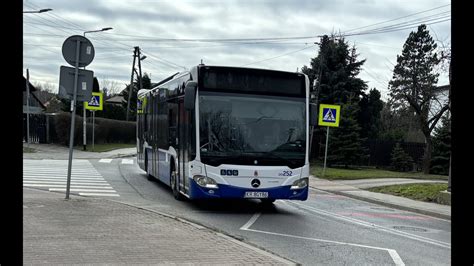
[388,24,448,174]
[122,73,152,121]
[430,113,451,175]
[327,101,368,168]
[379,100,425,142]
[390,143,414,172]
[359,88,384,140]
[302,35,368,161]
[302,35,367,105]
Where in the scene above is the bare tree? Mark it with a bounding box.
[99,77,121,97]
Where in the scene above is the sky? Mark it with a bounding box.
[23,0,451,101]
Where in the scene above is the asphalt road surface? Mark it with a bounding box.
[29,157,452,265]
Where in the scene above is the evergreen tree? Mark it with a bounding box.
[302,35,368,162]
[302,35,367,105]
[359,88,384,140]
[327,101,368,168]
[388,24,448,174]
[390,143,414,172]
[430,113,451,175]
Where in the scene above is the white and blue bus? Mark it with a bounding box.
[137,65,317,203]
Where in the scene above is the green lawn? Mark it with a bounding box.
[310,165,448,181]
[368,183,450,205]
[23,147,36,153]
[75,143,135,152]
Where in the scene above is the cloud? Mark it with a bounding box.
[23,0,451,96]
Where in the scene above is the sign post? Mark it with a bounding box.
[60,35,95,199]
[318,104,341,177]
[85,92,103,152]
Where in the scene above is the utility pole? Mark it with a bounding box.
[25,69,30,147]
[137,47,143,92]
[126,47,138,121]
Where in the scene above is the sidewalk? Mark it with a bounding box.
[23,143,136,159]
[309,176,451,220]
[23,188,293,265]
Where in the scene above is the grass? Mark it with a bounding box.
[75,143,135,152]
[310,165,448,181]
[23,147,36,153]
[368,183,450,205]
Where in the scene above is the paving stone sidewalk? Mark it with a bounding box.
[24,188,293,265]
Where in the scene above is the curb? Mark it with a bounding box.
[106,198,297,265]
[25,188,296,265]
[312,186,451,220]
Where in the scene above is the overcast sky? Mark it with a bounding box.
[23,0,450,100]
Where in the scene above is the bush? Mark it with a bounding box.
[53,112,136,146]
[390,143,414,172]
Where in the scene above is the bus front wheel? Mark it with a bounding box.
[170,166,184,201]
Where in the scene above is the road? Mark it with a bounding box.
[24,157,451,265]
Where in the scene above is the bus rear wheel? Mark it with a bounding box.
[170,167,184,201]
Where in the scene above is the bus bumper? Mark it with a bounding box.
[188,179,308,200]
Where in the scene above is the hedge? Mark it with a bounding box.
[53,112,136,146]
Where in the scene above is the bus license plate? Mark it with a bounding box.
[244,191,268,198]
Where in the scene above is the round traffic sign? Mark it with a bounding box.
[62,35,95,67]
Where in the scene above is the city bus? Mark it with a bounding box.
[136,64,317,202]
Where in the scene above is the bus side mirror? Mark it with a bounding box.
[184,81,197,110]
[310,103,318,126]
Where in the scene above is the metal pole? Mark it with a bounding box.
[92,111,95,151]
[26,69,30,147]
[322,126,329,177]
[126,47,137,121]
[66,39,81,200]
[83,105,87,150]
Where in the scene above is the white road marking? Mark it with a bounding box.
[121,159,134,164]
[289,201,450,249]
[99,159,113,163]
[49,188,117,193]
[240,211,405,266]
[23,159,120,198]
[78,193,120,197]
[239,213,261,230]
[309,187,452,223]
[24,184,113,189]
[23,179,109,184]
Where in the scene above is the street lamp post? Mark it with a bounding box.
[82,27,113,150]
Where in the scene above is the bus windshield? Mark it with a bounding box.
[199,93,306,168]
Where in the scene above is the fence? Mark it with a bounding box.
[23,113,48,143]
[310,132,426,169]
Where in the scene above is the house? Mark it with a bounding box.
[23,76,46,114]
[105,95,125,106]
[23,76,47,143]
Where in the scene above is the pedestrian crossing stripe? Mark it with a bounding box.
[85,92,103,111]
[318,104,341,127]
[23,159,119,197]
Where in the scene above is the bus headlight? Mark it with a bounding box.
[291,177,308,190]
[193,175,219,189]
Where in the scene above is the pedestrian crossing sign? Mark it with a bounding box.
[318,104,340,127]
[85,92,103,111]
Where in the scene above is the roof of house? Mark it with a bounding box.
[22,76,37,92]
[106,95,125,104]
